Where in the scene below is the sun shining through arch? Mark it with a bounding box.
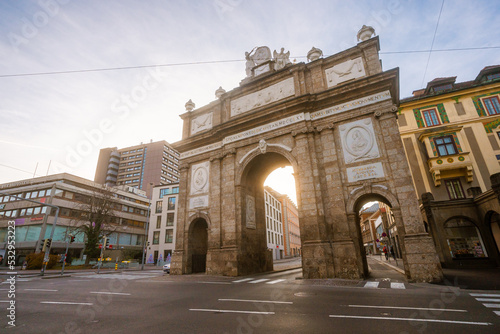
[264,166,297,206]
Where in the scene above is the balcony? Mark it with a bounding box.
[428,152,473,186]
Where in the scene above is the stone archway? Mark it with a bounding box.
[486,211,500,255]
[170,37,443,282]
[188,217,208,273]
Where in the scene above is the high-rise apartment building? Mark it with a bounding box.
[94,140,180,198]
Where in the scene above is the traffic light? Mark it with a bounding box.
[42,238,52,252]
[40,239,45,251]
[102,237,108,249]
[70,235,75,243]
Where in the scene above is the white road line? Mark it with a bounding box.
[90,292,131,296]
[494,311,500,316]
[390,282,405,289]
[232,278,254,283]
[0,289,10,291]
[476,298,500,302]
[189,309,274,315]
[364,282,379,288]
[328,315,492,326]
[249,279,269,284]
[41,301,93,306]
[70,280,91,282]
[482,304,500,308]
[348,305,467,312]
[25,289,58,292]
[219,299,293,304]
[266,279,285,285]
[197,282,232,285]
[0,301,10,303]
[470,293,500,297]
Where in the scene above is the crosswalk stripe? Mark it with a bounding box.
[476,298,500,302]
[364,282,379,288]
[249,279,269,284]
[483,304,500,308]
[390,282,405,289]
[470,293,500,297]
[266,279,285,285]
[494,311,500,316]
[232,278,254,283]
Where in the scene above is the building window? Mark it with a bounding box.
[165,229,173,243]
[153,231,160,245]
[422,108,440,127]
[444,218,487,258]
[445,179,465,200]
[156,216,162,229]
[434,136,457,156]
[483,96,500,115]
[167,197,176,210]
[166,213,175,226]
[155,201,162,213]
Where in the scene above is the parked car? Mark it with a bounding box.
[163,262,170,274]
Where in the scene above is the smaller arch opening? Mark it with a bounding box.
[444,217,488,259]
[188,218,208,273]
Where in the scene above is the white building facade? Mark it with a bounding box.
[264,187,284,260]
[146,183,179,265]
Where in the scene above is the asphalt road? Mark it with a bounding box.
[1,261,499,333]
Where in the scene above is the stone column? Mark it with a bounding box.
[206,156,222,275]
[171,165,190,275]
[293,130,332,278]
[220,150,238,276]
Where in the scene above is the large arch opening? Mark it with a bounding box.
[188,218,208,273]
[238,151,300,276]
[353,193,406,279]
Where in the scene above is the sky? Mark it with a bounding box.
[1,0,499,205]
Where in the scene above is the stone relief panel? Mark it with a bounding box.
[339,118,380,164]
[246,195,256,229]
[230,77,295,117]
[190,161,210,195]
[191,112,213,135]
[325,57,366,88]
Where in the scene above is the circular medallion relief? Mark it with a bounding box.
[193,166,208,191]
[447,158,454,163]
[344,125,374,158]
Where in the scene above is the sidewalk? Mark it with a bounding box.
[367,254,405,274]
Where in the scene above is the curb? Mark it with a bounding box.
[41,274,72,279]
[369,256,405,275]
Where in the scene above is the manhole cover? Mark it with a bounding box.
[294,292,317,297]
[381,312,391,316]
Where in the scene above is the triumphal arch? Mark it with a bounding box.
[171,29,443,282]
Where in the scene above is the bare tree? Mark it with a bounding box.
[69,187,118,265]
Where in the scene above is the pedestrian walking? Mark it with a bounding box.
[390,245,396,260]
[383,246,388,260]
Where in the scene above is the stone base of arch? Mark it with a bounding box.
[403,234,443,283]
[302,241,362,279]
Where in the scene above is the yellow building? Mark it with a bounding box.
[399,65,500,268]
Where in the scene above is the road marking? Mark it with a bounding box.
[70,280,91,282]
[40,301,93,306]
[266,279,285,285]
[25,289,58,292]
[249,279,269,284]
[348,305,467,312]
[90,292,131,296]
[219,299,293,304]
[189,309,274,315]
[494,311,500,316]
[0,289,10,291]
[470,293,500,297]
[390,282,405,289]
[197,282,232,285]
[364,282,379,288]
[476,298,500,302]
[0,301,10,303]
[483,304,500,308]
[232,278,254,283]
[328,315,492,325]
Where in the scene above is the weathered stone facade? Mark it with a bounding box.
[171,36,443,282]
